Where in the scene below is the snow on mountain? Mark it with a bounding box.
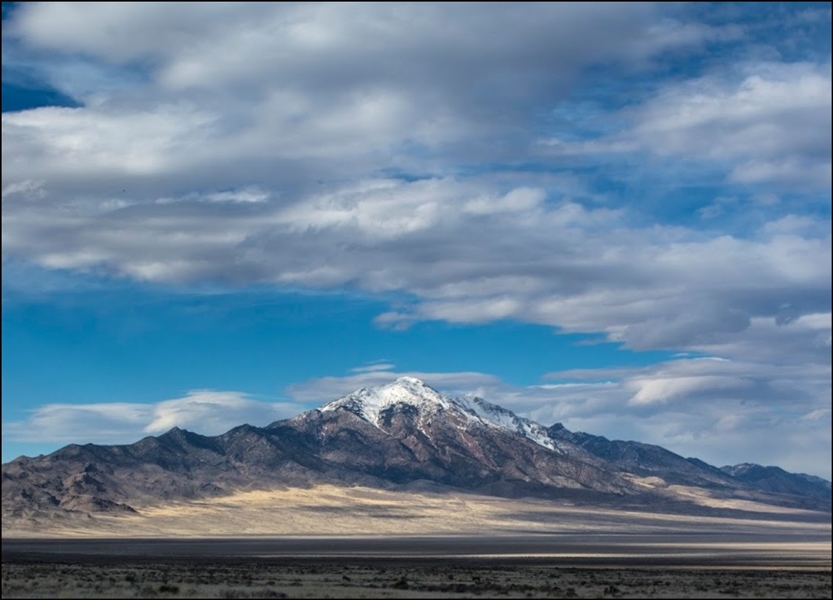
[465,396,558,451]
[320,377,560,452]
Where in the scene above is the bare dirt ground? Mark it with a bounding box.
[2,557,831,599]
[4,485,831,538]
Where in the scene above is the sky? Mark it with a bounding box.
[1,2,831,479]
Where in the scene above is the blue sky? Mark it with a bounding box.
[2,2,831,478]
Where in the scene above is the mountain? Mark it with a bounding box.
[720,463,832,500]
[3,378,830,526]
[320,377,559,451]
[547,425,739,489]
[293,377,632,496]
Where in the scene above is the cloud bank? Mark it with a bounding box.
[3,4,828,355]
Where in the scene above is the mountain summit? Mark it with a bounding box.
[321,377,558,451]
[321,377,456,422]
[2,378,830,526]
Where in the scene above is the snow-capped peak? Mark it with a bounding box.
[320,377,559,452]
[320,377,454,423]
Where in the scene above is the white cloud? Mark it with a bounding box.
[2,390,304,446]
[2,103,219,178]
[2,179,46,199]
[546,60,832,189]
[463,187,546,216]
[8,4,714,89]
[636,63,831,159]
[626,375,754,406]
[762,214,827,236]
[143,390,294,434]
[3,402,152,444]
[2,173,829,358]
[351,362,397,374]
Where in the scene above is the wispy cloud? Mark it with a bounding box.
[351,362,397,374]
[3,390,304,447]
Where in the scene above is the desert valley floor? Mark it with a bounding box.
[4,483,832,538]
[3,485,830,598]
[3,535,831,599]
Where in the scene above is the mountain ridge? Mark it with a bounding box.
[3,378,830,527]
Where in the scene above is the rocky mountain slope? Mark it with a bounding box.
[3,378,830,524]
[720,463,832,500]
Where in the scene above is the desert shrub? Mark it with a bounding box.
[392,577,409,589]
[159,584,180,594]
[219,588,250,599]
